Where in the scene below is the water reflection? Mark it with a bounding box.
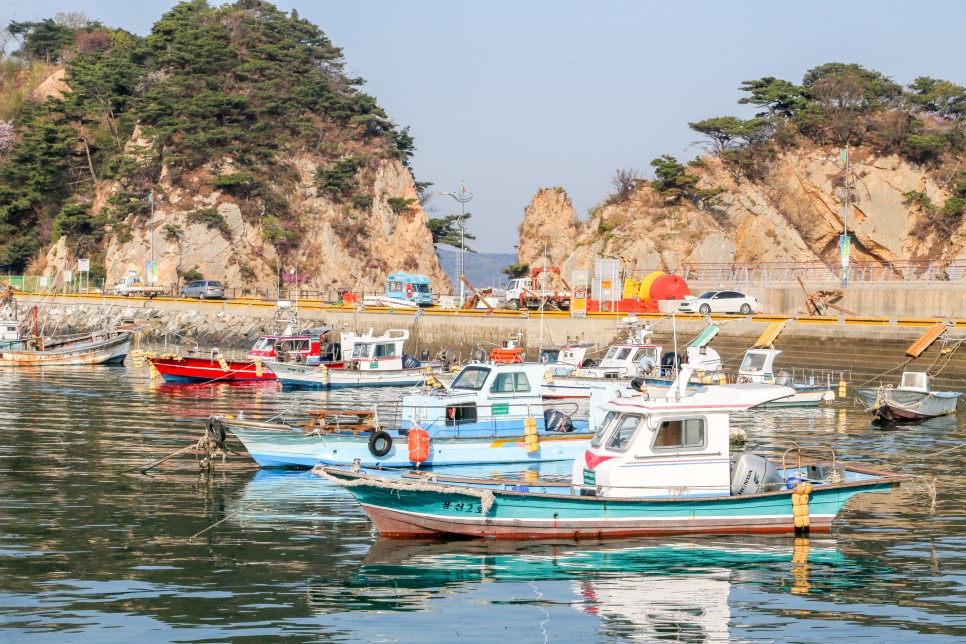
[0,368,965,641]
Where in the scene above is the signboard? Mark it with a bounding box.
[583,468,596,486]
[77,259,90,272]
[492,403,509,415]
[571,270,588,318]
[146,260,159,285]
[63,269,73,281]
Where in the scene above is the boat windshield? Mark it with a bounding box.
[450,366,491,391]
[352,344,371,358]
[739,352,767,373]
[604,414,644,452]
[590,411,619,447]
[604,346,633,361]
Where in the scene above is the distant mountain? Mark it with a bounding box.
[436,247,517,294]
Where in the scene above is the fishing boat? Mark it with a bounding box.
[541,318,668,399]
[267,328,436,388]
[0,290,133,367]
[854,371,962,421]
[321,368,907,538]
[147,305,344,383]
[211,362,591,468]
[730,348,836,407]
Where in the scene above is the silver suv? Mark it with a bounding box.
[180,280,225,300]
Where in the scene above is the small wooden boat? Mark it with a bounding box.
[854,371,962,421]
[212,362,591,468]
[0,294,133,366]
[268,328,435,388]
[321,380,907,538]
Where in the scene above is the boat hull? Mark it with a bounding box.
[854,387,961,420]
[0,331,132,367]
[326,467,902,539]
[269,360,429,389]
[225,420,591,468]
[150,356,345,383]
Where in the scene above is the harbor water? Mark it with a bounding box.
[0,366,964,642]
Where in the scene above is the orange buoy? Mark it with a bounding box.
[408,427,430,465]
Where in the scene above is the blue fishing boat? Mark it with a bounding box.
[213,362,591,468]
[321,377,907,538]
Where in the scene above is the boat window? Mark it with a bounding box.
[450,366,490,390]
[653,418,706,450]
[352,344,371,358]
[603,346,620,360]
[489,371,531,393]
[740,353,767,373]
[900,372,928,390]
[374,343,397,358]
[604,414,643,451]
[590,411,619,447]
[251,338,270,351]
[616,347,632,361]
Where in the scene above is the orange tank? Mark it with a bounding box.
[408,427,430,464]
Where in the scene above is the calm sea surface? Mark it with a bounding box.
[0,366,964,642]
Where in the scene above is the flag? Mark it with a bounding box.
[149,192,154,204]
[840,147,851,163]
[458,181,466,199]
[839,234,851,269]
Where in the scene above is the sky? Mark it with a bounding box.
[3,1,965,252]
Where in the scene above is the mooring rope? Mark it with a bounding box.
[188,468,316,541]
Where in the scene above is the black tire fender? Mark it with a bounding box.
[368,430,393,457]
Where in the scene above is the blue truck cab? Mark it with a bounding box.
[386,272,433,307]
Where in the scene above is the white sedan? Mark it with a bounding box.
[678,291,759,315]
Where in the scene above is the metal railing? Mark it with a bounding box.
[678,260,966,289]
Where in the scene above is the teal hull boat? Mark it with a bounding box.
[321,465,904,539]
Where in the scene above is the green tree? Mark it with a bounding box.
[502,263,529,279]
[907,77,966,118]
[7,19,78,62]
[427,214,476,251]
[737,77,808,118]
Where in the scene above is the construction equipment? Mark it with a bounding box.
[459,275,496,312]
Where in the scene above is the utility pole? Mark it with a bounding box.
[439,182,473,305]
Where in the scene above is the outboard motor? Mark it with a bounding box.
[630,376,647,392]
[730,452,785,495]
[544,409,574,432]
[402,354,420,369]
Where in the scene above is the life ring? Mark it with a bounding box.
[406,283,413,298]
[368,430,393,457]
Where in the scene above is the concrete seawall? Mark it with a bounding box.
[18,294,966,392]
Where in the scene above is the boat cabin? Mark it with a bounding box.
[402,362,553,435]
[573,385,793,498]
[342,328,411,371]
[897,371,931,393]
[738,349,782,384]
[247,327,339,365]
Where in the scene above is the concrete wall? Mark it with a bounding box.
[21,296,966,393]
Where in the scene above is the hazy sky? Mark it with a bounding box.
[4,1,965,252]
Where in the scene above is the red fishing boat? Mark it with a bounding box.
[148,306,344,383]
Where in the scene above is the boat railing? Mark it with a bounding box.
[781,443,840,483]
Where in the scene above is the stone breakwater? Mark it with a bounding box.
[20,298,966,392]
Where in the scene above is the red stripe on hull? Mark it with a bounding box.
[151,358,277,381]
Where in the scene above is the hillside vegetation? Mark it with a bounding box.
[0,1,419,282]
[517,63,965,276]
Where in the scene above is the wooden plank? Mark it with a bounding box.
[753,320,788,348]
[905,322,948,357]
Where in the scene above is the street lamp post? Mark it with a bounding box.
[439,183,473,305]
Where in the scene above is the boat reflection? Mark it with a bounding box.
[304,535,863,638]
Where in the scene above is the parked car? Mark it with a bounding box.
[678,290,758,315]
[180,280,225,300]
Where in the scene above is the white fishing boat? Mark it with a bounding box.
[212,362,591,468]
[268,328,435,388]
[854,372,961,421]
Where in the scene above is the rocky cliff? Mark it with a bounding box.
[518,145,966,276]
[42,144,449,296]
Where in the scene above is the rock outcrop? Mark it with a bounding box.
[518,146,965,275]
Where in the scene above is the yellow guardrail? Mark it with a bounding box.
[16,292,966,328]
